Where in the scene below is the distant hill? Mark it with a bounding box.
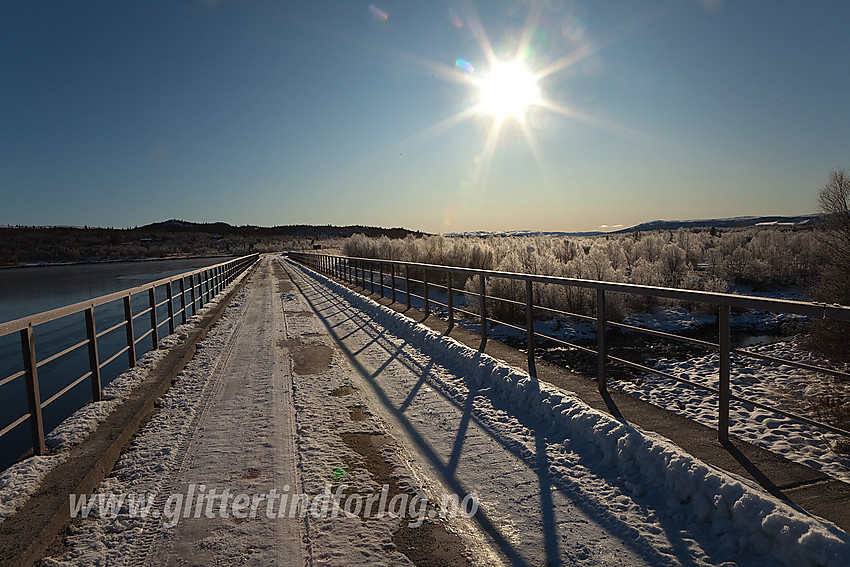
[139,220,424,239]
[444,215,819,239]
[0,221,425,267]
[614,214,818,233]
[445,229,604,238]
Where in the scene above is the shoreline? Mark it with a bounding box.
[0,254,238,271]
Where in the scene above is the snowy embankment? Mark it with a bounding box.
[612,338,850,483]
[418,280,848,485]
[300,263,850,567]
[0,270,250,524]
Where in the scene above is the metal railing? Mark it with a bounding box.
[289,252,850,443]
[0,253,259,458]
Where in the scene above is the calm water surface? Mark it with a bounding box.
[0,257,229,323]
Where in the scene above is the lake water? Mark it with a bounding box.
[0,257,229,470]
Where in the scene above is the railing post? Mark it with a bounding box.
[370,261,375,294]
[197,272,203,307]
[719,304,731,444]
[526,279,536,377]
[447,271,454,331]
[20,325,46,456]
[190,274,197,316]
[179,277,187,324]
[391,266,396,304]
[405,266,411,309]
[423,269,430,316]
[124,295,136,367]
[479,273,487,350]
[166,281,175,334]
[597,289,606,393]
[149,287,159,349]
[84,307,102,402]
[379,263,384,298]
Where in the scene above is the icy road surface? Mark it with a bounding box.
[39,256,850,566]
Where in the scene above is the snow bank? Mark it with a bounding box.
[613,338,850,484]
[294,261,850,567]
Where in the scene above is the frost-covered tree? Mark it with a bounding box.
[817,168,850,278]
[805,169,850,361]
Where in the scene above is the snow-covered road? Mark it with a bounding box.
[38,256,850,567]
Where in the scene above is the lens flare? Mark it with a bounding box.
[455,58,475,74]
[369,4,388,22]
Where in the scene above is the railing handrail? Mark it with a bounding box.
[0,254,257,337]
[292,252,850,321]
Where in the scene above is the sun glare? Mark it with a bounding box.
[383,2,623,220]
[476,61,541,119]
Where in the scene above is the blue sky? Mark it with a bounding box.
[2,1,848,234]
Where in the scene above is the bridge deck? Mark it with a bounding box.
[18,255,850,566]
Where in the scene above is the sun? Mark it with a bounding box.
[476,60,541,119]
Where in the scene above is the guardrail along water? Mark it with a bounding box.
[290,252,850,445]
[0,254,259,468]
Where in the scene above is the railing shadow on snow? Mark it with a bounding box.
[290,251,850,447]
[286,258,728,567]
